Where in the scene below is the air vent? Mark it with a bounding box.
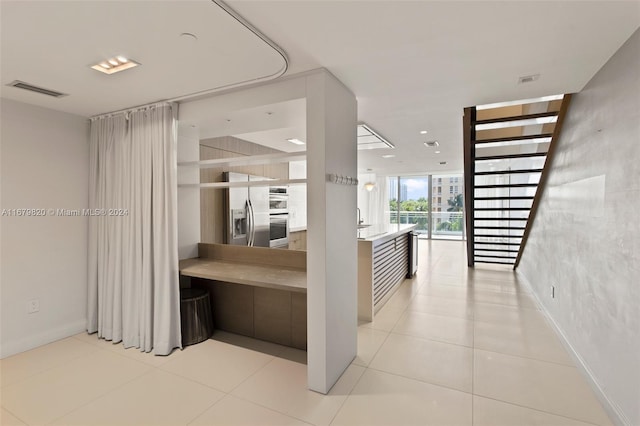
[7,80,68,98]
[518,74,540,84]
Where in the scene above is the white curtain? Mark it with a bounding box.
[87,102,181,355]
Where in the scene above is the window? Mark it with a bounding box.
[449,186,454,194]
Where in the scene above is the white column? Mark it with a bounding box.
[306,70,358,393]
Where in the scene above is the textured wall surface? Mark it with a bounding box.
[519,29,640,425]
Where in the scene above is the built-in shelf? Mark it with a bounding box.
[178,178,307,189]
[178,151,306,169]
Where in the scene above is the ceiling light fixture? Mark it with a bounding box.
[420,130,428,134]
[424,140,440,147]
[357,123,395,150]
[287,138,305,145]
[435,150,441,154]
[364,182,376,192]
[381,154,395,159]
[91,56,139,75]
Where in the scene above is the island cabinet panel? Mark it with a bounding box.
[373,235,409,308]
[357,224,416,322]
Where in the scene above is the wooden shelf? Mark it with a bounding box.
[178,151,306,169]
[178,178,307,189]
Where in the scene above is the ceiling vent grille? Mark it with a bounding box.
[6,80,68,98]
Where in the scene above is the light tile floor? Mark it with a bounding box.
[0,240,611,425]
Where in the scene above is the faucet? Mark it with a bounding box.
[357,208,364,225]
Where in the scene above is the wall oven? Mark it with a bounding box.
[269,187,288,214]
[269,213,289,248]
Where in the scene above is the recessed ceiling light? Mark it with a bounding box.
[287,138,305,145]
[435,150,441,154]
[424,140,440,147]
[91,56,139,75]
[381,154,395,159]
[420,130,428,134]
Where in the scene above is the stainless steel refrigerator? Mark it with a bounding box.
[224,172,270,247]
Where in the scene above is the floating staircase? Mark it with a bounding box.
[463,94,572,268]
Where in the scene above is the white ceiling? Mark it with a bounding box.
[2,1,639,176]
[0,1,286,117]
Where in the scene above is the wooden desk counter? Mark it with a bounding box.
[179,258,306,293]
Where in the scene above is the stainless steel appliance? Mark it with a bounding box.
[269,213,289,248]
[224,172,270,247]
[407,231,419,277]
[269,187,288,213]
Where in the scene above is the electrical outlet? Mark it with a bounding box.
[27,299,40,314]
[551,285,555,299]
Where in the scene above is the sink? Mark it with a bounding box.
[357,224,371,229]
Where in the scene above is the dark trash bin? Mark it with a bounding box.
[180,288,214,346]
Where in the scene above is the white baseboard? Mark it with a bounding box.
[0,319,86,359]
[516,272,629,426]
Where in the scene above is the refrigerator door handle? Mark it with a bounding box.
[246,200,253,246]
[248,199,256,246]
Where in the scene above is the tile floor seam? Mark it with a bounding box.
[44,365,157,425]
[473,394,605,426]
[225,355,279,395]
[364,364,474,396]
[326,368,369,426]
[226,392,314,425]
[362,329,394,368]
[389,329,473,349]
[472,345,579,368]
[386,329,473,352]
[0,342,103,389]
[184,392,228,426]
[472,307,476,426]
[1,406,29,426]
[467,299,541,310]
[157,360,238,395]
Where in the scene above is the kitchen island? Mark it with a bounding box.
[358,224,416,321]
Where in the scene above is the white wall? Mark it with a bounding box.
[1,99,90,358]
[519,29,640,426]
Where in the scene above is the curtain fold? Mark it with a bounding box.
[87,103,181,355]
